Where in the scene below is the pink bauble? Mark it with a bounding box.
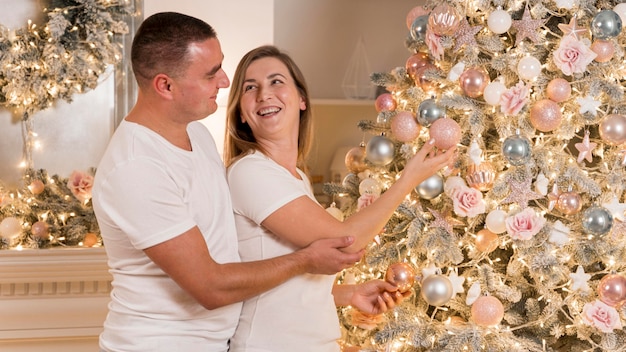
[529,99,562,132]
[591,40,615,63]
[599,114,626,145]
[471,295,504,326]
[546,78,571,103]
[598,273,626,307]
[375,93,397,112]
[414,63,439,92]
[31,221,50,239]
[428,3,461,36]
[475,229,499,253]
[28,180,45,195]
[406,6,429,30]
[459,68,489,98]
[555,191,583,215]
[391,111,421,142]
[429,118,461,150]
[406,52,430,81]
[0,217,22,240]
[385,262,416,293]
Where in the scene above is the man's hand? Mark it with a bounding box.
[300,236,363,275]
[350,279,409,315]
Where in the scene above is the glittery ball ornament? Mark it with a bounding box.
[466,162,496,191]
[459,67,489,98]
[530,99,562,132]
[598,273,626,307]
[421,274,453,306]
[374,93,397,112]
[30,221,50,239]
[359,177,382,196]
[471,295,504,326]
[475,229,499,253]
[428,4,461,36]
[344,145,368,173]
[581,206,613,236]
[546,78,571,103]
[429,118,461,150]
[599,114,626,145]
[556,191,583,215]
[502,134,532,166]
[391,111,421,142]
[385,262,417,293]
[0,217,22,240]
[366,135,395,166]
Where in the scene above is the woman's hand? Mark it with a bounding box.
[401,138,457,187]
[350,279,410,315]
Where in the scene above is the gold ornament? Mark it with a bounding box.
[465,162,496,191]
[344,144,367,173]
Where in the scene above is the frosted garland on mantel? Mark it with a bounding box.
[0,0,134,250]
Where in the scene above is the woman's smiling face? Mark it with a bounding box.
[239,57,306,142]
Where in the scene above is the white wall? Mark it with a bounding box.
[274,0,418,99]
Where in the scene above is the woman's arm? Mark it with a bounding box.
[262,140,456,252]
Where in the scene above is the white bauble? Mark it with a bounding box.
[487,9,512,34]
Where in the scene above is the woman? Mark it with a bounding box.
[224,45,455,351]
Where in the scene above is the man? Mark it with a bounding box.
[92,12,362,352]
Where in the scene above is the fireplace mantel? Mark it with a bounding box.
[0,248,111,352]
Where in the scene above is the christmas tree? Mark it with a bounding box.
[326,0,626,351]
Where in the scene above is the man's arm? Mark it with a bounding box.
[144,226,362,310]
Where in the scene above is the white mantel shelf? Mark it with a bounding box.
[0,247,112,352]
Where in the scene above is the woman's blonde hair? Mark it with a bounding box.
[223,45,313,172]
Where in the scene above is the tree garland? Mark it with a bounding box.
[0,0,133,120]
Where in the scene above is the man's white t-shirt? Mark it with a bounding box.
[93,120,241,352]
[227,151,340,352]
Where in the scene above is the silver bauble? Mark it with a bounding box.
[502,134,532,166]
[421,274,453,306]
[591,10,623,39]
[417,98,446,127]
[581,206,613,236]
[366,135,395,166]
[410,15,429,41]
[415,174,444,199]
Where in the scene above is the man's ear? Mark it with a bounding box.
[154,74,173,98]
